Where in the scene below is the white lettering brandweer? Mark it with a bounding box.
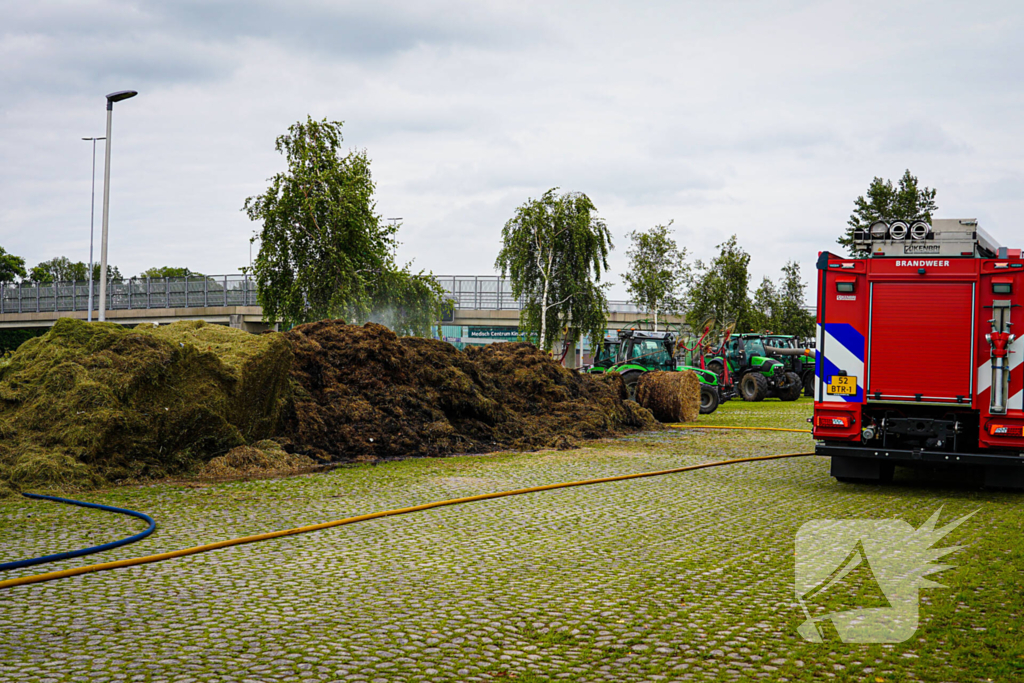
[894,260,951,267]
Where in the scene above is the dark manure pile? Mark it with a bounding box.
[0,318,292,493]
[284,320,657,460]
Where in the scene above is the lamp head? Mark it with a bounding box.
[106,90,138,109]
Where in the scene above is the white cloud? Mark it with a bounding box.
[1,0,1023,298]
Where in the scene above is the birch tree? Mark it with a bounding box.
[495,189,612,353]
[622,221,690,331]
[244,117,443,334]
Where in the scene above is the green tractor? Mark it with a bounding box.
[585,329,723,414]
[705,333,802,402]
[764,334,816,397]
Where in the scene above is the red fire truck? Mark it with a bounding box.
[813,218,1024,488]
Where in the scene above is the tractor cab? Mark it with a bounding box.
[729,334,783,372]
[589,336,622,372]
[724,335,760,366]
[742,335,769,360]
[617,330,676,372]
[765,335,796,350]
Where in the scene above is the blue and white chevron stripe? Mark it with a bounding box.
[815,323,865,403]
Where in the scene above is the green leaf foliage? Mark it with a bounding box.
[90,264,122,282]
[29,259,123,284]
[139,267,202,279]
[0,247,27,283]
[29,257,88,284]
[243,117,443,335]
[749,275,777,334]
[622,221,690,331]
[840,169,938,255]
[0,328,47,354]
[749,261,815,337]
[686,235,753,332]
[495,188,612,353]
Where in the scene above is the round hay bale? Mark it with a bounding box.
[635,371,700,423]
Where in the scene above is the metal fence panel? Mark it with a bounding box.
[0,274,645,314]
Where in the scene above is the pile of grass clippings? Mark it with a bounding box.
[0,318,659,493]
[198,440,317,478]
[284,320,657,460]
[0,318,292,492]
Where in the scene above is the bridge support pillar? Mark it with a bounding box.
[229,314,276,335]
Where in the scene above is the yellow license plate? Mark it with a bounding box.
[827,376,857,395]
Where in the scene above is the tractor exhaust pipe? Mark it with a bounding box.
[764,346,815,357]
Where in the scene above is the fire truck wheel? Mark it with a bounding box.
[740,372,768,401]
[621,371,643,403]
[777,372,803,401]
[801,369,815,397]
[699,384,719,414]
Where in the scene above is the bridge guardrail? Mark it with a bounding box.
[0,275,259,314]
[1,274,646,316]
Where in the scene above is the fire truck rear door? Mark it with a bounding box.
[867,282,975,403]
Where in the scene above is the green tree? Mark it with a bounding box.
[686,235,753,332]
[0,247,27,282]
[29,257,89,283]
[139,267,202,279]
[773,261,815,337]
[243,117,443,334]
[622,221,690,331]
[749,276,777,333]
[93,263,123,283]
[840,170,938,255]
[495,188,612,353]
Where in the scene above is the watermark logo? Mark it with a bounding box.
[795,508,975,643]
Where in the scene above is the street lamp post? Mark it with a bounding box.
[82,136,105,322]
[387,217,402,259]
[97,89,137,322]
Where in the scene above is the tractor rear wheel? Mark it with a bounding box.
[621,371,643,403]
[801,368,815,397]
[777,372,803,401]
[740,372,768,401]
[707,360,725,384]
[699,384,719,414]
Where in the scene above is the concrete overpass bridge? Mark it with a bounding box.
[0,274,684,331]
[0,274,687,364]
[0,275,272,333]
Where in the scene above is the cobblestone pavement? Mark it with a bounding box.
[1,399,1020,682]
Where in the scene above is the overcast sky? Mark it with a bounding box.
[1,0,1022,299]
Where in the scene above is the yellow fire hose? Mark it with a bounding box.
[668,424,811,434]
[1,426,813,592]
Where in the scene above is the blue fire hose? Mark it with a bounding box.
[0,493,156,572]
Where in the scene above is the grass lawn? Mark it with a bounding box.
[1,396,1021,682]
